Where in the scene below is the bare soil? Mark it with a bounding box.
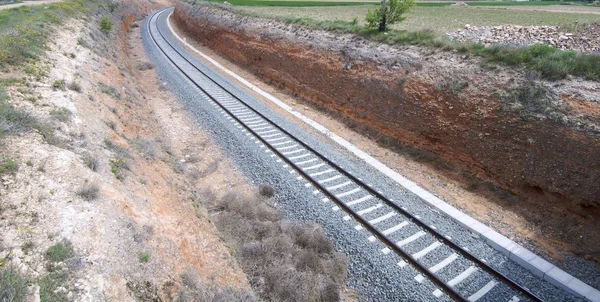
[172,2,600,271]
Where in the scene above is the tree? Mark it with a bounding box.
[365,0,415,31]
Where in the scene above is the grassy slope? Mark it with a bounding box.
[0,0,88,69]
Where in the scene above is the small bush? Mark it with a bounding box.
[45,241,73,262]
[76,182,99,201]
[39,269,69,302]
[178,272,257,302]
[138,252,150,263]
[82,154,99,172]
[49,107,72,122]
[0,159,18,174]
[212,191,347,302]
[0,97,38,137]
[99,16,113,33]
[97,82,121,99]
[67,81,82,92]
[258,184,275,197]
[137,62,154,71]
[109,157,127,181]
[52,79,65,91]
[0,265,28,302]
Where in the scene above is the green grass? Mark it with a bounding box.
[0,265,28,302]
[239,5,600,33]
[0,0,90,69]
[45,241,73,263]
[40,269,69,302]
[0,159,18,174]
[138,252,150,263]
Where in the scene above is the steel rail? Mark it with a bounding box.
[147,8,543,302]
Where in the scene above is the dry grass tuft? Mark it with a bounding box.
[210,191,347,302]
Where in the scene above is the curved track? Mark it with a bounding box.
[147,8,544,302]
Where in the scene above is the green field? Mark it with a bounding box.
[224,0,566,6]
[237,5,600,32]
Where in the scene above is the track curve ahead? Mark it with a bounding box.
[146,7,549,302]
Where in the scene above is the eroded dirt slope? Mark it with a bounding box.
[1,1,256,300]
[172,2,600,265]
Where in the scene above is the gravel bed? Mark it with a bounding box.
[142,9,588,301]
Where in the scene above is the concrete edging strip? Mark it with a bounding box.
[164,10,600,301]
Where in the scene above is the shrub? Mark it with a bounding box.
[138,252,150,263]
[76,182,99,201]
[49,107,72,122]
[178,272,257,302]
[82,154,99,171]
[0,159,18,174]
[0,265,28,302]
[52,79,65,90]
[211,191,347,301]
[67,81,82,92]
[39,269,69,302]
[365,0,416,30]
[99,16,113,33]
[97,82,121,99]
[258,184,275,197]
[45,241,73,262]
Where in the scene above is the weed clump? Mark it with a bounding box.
[67,81,82,92]
[99,16,113,33]
[138,252,150,263]
[97,82,121,100]
[0,159,18,175]
[49,107,72,122]
[258,184,275,197]
[76,181,99,201]
[210,192,347,301]
[0,265,28,302]
[82,154,99,172]
[178,271,257,302]
[45,240,73,262]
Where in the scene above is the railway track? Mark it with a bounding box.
[147,8,544,302]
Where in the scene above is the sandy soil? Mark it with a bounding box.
[0,0,63,10]
[0,3,256,300]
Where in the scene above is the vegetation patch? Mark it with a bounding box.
[0,265,28,302]
[0,158,18,175]
[49,107,72,122]
[97,82,121,100]
[76,181,100,201]
[45,241,73,263]
[280,16,600,81]
[178,271,256,301]
[39,269,69,302]
[0,0,89,69]
[206,191,347,301]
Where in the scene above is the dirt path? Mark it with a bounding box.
[0,0,63,10]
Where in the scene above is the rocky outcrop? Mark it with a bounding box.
[448,23,600,53]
